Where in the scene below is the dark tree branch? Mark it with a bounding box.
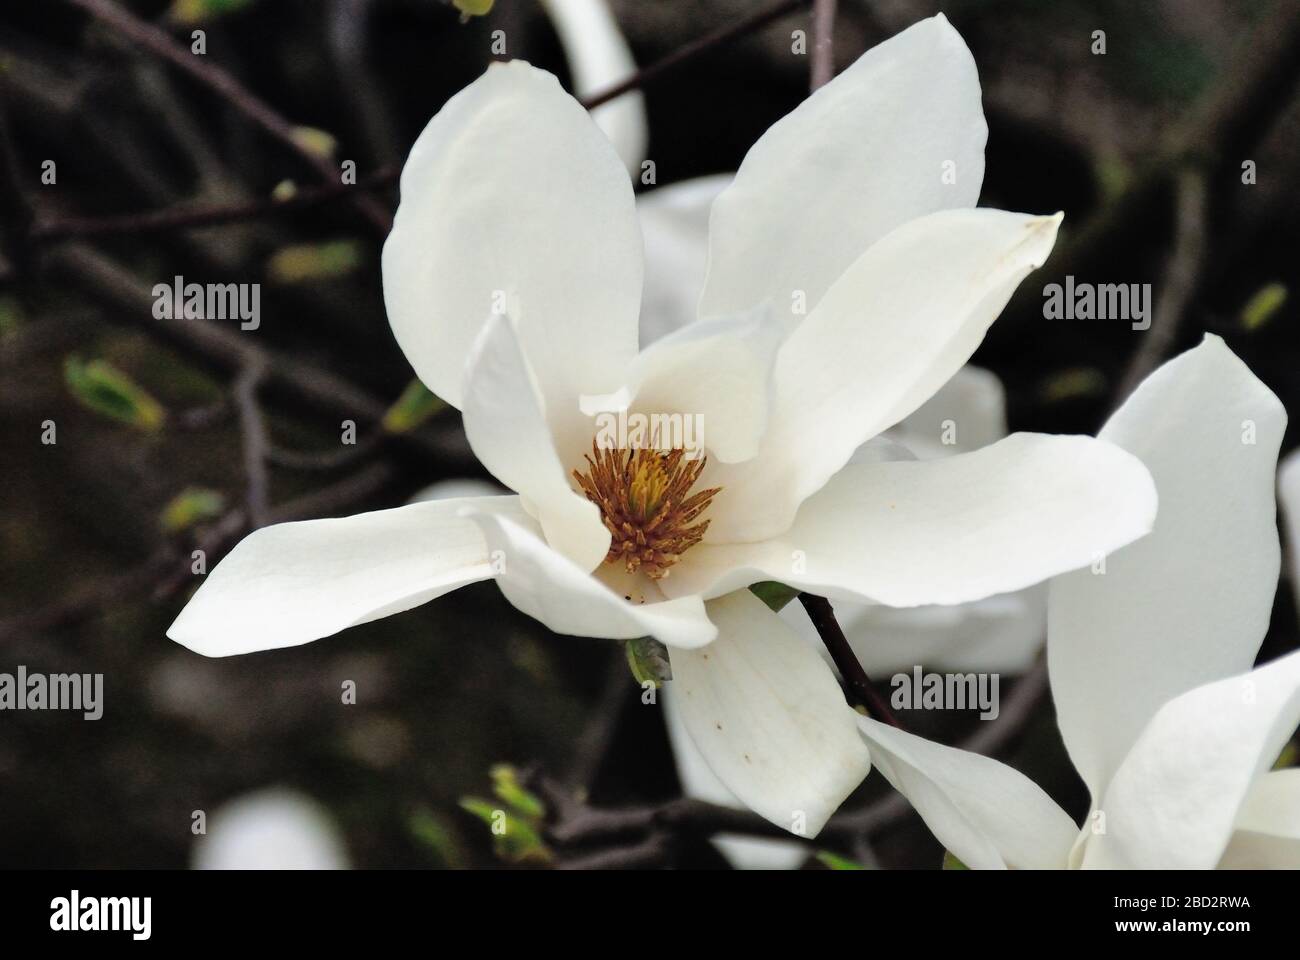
[798,593,904,728]
[580,0,811,110]
[31,168,399,242]
[809,0,837,90]
[1114,168,1210,403]
[61,0,392,234]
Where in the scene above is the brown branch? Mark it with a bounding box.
[0,460,396,644]
[798,593,904,728]
[1113,168,1209,403]
[809,0,837,91]
[42,243,474,470]
[233,361,272,528]
[580,0,811,110]
[61,0,392,234]
[31,168,399,242]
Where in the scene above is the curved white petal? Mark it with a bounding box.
[193,788,349,870]
[1217,830,1300,869]
[662,686,808,869]
[463,506,716,649]
[1082,650,1300,870]
[701,13,986,322]
[706,210,1061,543]
[784,587,1047,676]
[539,0,647,175]
[1279,449,1300,619]
[666,433,1156,609]
[407,478,506,503]
[589,306,785,464]
[461,313,610,572]
[167,496,525,657]
[858,716,1076,870]
[669,590,871,836]
[1218,769,1300,868]
[888,365,1007,459]
[1232,767,1300,838]
[1050,336,1286,801]
[382,60,641,411]
[639,175,733,346]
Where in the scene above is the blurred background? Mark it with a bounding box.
[1,0,1298,868]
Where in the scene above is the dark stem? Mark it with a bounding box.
[580,0,810,110]
[798,593,904,728]
[809,0,837,90]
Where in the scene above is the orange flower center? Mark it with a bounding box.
[573,441,721,580]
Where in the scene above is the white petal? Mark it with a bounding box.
[706,210,1061,543]
[539,0,647,176]
[1050,335,1286,801]
[662,686,808,870]
[669,590,871,835]
[638,175,733,345]
[1279,449,1300,619]
[407,478,506,503]
[1082,650,1300,869]
[591,305,785,464]
[1232,768,1300,838]
[888,365,1007,459]
[1217,830,1300,869]
[463,506,716,649]
[858,716,1077,869]
[666,433,1156,609]
[1218,769,1300,868]
[701,14,986,321]
[461,314,610,572]
[382,60,641,410]
[193,788,349,870]
[167,496,524,657]
[783,587,1047,676]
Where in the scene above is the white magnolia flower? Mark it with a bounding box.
[192,788,349,870]
[168,15,1158,837]
[857,336,1300,869]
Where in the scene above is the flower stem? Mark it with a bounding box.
[798,593,904,728]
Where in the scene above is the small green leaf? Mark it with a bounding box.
[490,764,546,820]
[266,240,361,284]
[160,487,226,533]
[289,126,338,161]
[458,796,551,864]
[453,0,495,18]
[408,806,464,866]
[168,0,255,25]
[750,581,800,612]
[1273,741,1297,770]
[1240,282,1287,331]
[65,356,166,431]
[625,635,671,687]
[942,850,969,870]
[0,294,24,337]
[816,850,865,870]
[382,379,446,433]
[1038,367,1107,404]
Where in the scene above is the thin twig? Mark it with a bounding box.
[44,243,475,469]
[798,593,904,728]
[809,0,837,90]
[580,0,811,110]
[31,168,399,242]
[61,0,392,234]
[233,361,272,528]
[1113,168,1209,403]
